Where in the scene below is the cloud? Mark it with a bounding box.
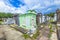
[45,8,52,13]
[23,0,60,13]
[0,1,12,12]
[54,0,60,5]
[0,0,26,14]
[0,0,60,14]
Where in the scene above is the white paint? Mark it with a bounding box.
[57,24,60,26]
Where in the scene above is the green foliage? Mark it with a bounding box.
[49,24,52,29]
[48,23,54,38]
[22,29,40,39]
[32,30,40,39]
[46,12,55,17]
[48,29,54,38]
[48,33,51,38]
[49,20,54,23]
[0,21,3,24]
[0,12,13,18]
[22,34,30,39]
[48,24,52,38]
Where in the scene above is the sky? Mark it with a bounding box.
[0,0,60,14]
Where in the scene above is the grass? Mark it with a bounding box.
[48,23,54,38]
[49,19,54,23]
[0,21,3,24]
[22,33,30,39]
[32,30,40,39]
[22,29,40,39]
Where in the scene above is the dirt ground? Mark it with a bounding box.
[0,25,58,40]
[0,25,24,40]
[37,25,58,40]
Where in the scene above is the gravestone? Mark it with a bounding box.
[36,13,42,25]
[56,9,60,40]
[56,9,60,25]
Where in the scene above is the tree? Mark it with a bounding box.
[0,12,13,21]
[7,13,13,18]
[0,12,13,18]
[47,12,55,17]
